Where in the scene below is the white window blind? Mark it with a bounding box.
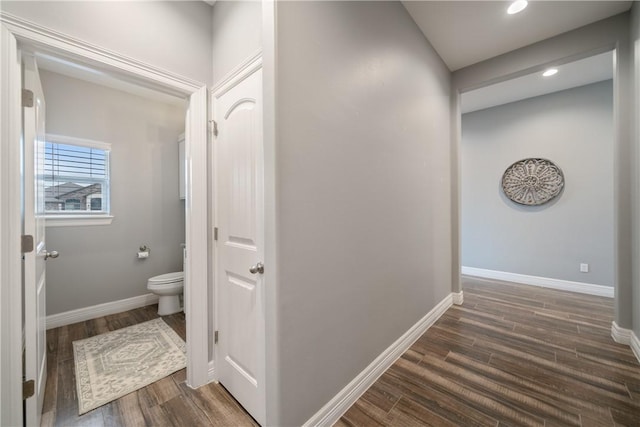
[44,137,110,216]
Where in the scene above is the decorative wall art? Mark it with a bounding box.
[501,158,564,206]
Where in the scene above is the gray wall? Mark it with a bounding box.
[1,1,213,85]
[631,3,640,338]
[452,12,634,329]
[40,70,185,315]
[212,0,262,86]
[462,81,614,286]
[274,2,452,425]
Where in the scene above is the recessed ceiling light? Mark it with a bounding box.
[507,0,528,15]
[542,68,559,77]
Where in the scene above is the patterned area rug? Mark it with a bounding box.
[73,318,186,414]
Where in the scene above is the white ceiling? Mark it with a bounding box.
[403,1,631,71]
[461,50,613,113]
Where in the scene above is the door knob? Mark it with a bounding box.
[44,251,59,260]
[249,262,264,274]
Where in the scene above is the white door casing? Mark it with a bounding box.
[214,58,265,425]
[0,25,23,427]
[0,14,210,424]
[185,87,210,388]
[23,53,47,427]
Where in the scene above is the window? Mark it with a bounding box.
[64,198,82,211]
[89,196,102,211]
[44,135,112,226]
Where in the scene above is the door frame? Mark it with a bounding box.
[450,20,630,330]
[0,13,210,426]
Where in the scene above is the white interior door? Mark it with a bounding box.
[23,54,48,427]
[214,65,265,425]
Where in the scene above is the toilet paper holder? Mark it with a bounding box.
[138,245,150,259]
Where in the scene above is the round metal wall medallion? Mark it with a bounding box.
[501,158,564,206]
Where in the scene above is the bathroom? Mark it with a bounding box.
[40,55,188,326]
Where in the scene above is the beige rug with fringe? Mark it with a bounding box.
[73,318,186,414]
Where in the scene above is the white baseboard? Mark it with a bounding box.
[611,321,631,345]
[462,266,614,298]
[611,321,640,364]
[46,293,160,330]
[452,291,464,305]
[208,360,216,382]
[631,331,640,364]
[303,293,454,427]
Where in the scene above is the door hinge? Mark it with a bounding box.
[214,330,219,344]
[210,120,218,137]
[22,89,34,108]
[21,235,34,254]
[23,379,34,400]
[214,227,218,241]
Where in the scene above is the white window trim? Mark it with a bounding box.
[44,134,113,226]
[46,133,111,151]
[45,215,114,227]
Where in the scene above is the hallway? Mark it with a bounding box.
[338,277,640,426]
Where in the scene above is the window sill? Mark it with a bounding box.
[45,215,114,227]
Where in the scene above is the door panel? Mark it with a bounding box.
[227,104,257,246]
[215,66,264,425]
[23,53,47,427]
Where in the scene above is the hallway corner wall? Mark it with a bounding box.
[274,2,452,424]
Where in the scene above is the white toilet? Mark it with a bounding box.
[147,271,184,315]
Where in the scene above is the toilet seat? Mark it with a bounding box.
[148,272,183,285]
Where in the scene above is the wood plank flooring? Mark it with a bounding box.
[337,277,640,427]
[41,305,257,427]
[43,279,640,426]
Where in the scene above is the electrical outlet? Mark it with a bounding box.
[580,263,589,273]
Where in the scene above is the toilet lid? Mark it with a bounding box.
[148,271,184,284]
